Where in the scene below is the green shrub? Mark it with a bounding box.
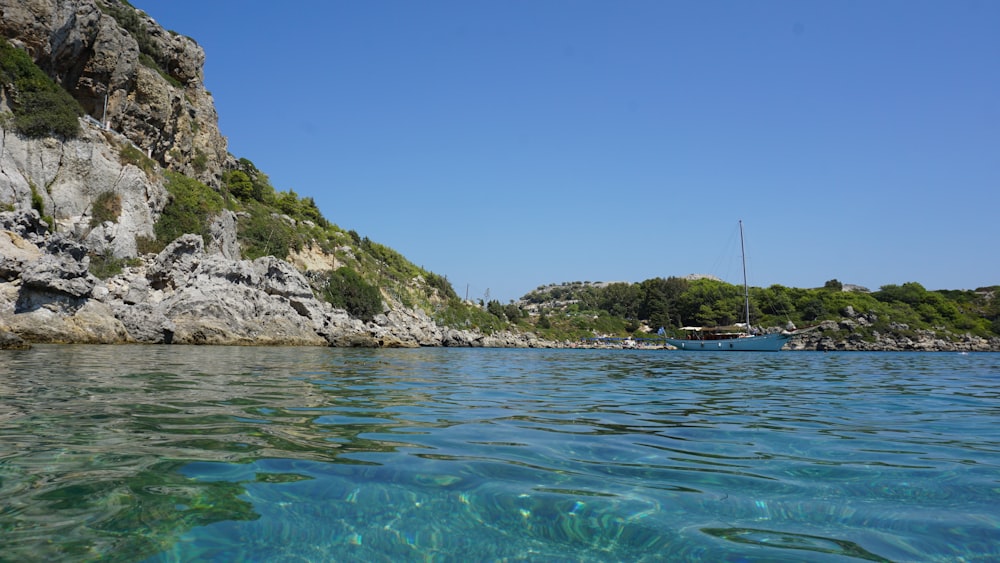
[504,303,523,323]
[237,203,299,260]
[88,251,140,279]
[317,267,383,322]
[537,312,551,329]
[154,171,223,245]
[433,299,506,334]
[425,272,458,300]
[192,149,208,173]
[118,143,156,176]
[135,234,163,255]
[29,182,45,215]
[0,39,82,138]
[231,158,276,203]
[90,191,122,227]
[223,170,254,201]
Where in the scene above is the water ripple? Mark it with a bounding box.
[0,346,998,561]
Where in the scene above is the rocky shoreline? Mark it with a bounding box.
[3,207,998,352]
[786,322,999,352]
[0,211,550,350]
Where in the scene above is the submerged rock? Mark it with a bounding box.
[0,328,30,350]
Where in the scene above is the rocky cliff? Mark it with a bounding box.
[0,0,226,259]
[0,0,551,349]
[0,210,546,348]
[1,0,228,184]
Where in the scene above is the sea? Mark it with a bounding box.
[0,345,997,562]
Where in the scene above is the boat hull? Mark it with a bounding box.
[664,333,791,352]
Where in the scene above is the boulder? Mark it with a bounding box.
[0,328,30,350]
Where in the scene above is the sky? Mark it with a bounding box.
[133,1,999,303]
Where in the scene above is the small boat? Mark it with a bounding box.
[663,221,811,352]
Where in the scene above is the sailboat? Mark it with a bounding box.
[663,221,808,351]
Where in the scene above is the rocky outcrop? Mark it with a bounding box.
[0,210,544,347]
[0,328,29,349]
[785,320,999,352]
[0,120,167,259]
[0,0,229,185]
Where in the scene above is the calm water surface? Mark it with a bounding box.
[0,346,998,562]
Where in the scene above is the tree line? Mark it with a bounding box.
[520,278,1000,339]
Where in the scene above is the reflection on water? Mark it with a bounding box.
[1,346,998,561]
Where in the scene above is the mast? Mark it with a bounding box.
[739,220,750,335]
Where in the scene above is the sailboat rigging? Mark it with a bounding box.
[663,221,809,352]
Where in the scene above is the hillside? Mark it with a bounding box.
[514,278,1000,351]
[0,0,539,348]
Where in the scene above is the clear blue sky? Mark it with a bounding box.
[135,1,998,303]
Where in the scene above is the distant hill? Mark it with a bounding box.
[515,277,999,351]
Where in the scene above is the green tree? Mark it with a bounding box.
[675,279,742,326]
[224,170,254,201]
[874,282,930,306]
[486,300,504,319]
[233,157,276,203]
[599,283,641,319]
[275,190,300,217]
[801,298,826,321]
[824,279,844,291]
[537,311,551,329]
[638,277,689,329]
[503,303,523,323]
[425,272,458,300]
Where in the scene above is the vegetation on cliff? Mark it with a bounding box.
[139,155,469,327]
[96,0,183,87]
[0,38,83,138]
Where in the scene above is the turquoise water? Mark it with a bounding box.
[0,346,998,562]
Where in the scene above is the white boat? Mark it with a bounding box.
[663,221,811,352]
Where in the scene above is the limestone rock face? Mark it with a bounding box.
[0,0,231,259]
[0,0,229,185]
[0,107,169,259]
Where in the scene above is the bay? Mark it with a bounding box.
[1,346,998,562]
